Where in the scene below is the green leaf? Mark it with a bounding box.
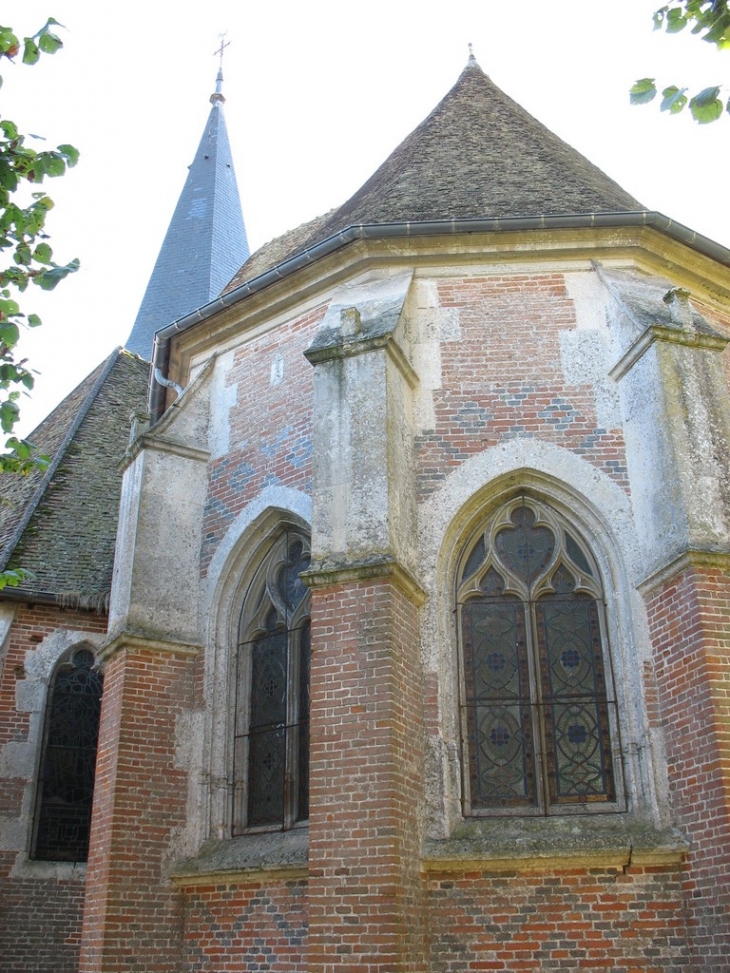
[0,27,19,57]
[630,78,658,105]
[32,242,52,264]
[27,313,41,327]
[690,85,724,123]
[0,322,20,347]
[0,568,29,590]
[0,119,18,140]
[22,37,39,65]
[40,153,66,178]
[35,256,79,290]
[661,85,689,113]
[57,143,79,167]
[666,6,689,32]
[38,32,62,54]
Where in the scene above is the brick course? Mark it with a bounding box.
[645,561,730,969]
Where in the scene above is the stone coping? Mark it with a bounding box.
[423,815,688,873]
[169,828,309,886]
[169,816,687,886]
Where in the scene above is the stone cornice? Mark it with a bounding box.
[98,631,202,663]
[638,548,730,596]
[122,433,211,469]
[609,323,729,382]
[302,556,427,606]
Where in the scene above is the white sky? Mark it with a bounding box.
[3,0,729,435]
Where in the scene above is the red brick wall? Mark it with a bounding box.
[427,865,690,971]
[307,577,427,973]
[0,867,87,973]
[0,603,107,750]
[80,646,196,973]
[417,276,628,498]
[181,879,307,971]
[0,602,107,973]
[645,560,730,969]
[201,307,323,573]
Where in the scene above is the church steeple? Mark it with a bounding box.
[126,62,249,360]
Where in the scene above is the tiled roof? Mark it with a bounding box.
[0,350,150,608]
[227,58,642,290]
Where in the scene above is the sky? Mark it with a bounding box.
[3,0,729,435]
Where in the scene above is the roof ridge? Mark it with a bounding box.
[0,348,124,573]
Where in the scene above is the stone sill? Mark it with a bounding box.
[169,828,309,886]
[10,857,87,881]
[423,815,688,874]
[169,816,688,887]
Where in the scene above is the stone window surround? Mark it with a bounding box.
[177,451,681,879]
[0,624,103,880]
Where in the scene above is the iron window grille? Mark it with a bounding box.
[31,646,103,861]
[457,496,623,816]
[233,528,311,833]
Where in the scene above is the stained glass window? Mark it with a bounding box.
[233,529,311,832]
[32,646,103,861]
[457,498,620,815]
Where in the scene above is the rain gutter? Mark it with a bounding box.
[149,211,730,421]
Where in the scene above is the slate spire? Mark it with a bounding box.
[126,69,249,359]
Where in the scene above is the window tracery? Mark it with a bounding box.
[457,497,622,815]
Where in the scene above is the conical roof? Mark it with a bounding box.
[126,75,250,359]
[228,56,643,293]
[313,57,642,238]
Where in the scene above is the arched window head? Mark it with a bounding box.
[31,646,104,861]
[233,528,311,833]
[457,496,622,816]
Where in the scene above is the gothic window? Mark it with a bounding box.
[233,528,311,833]
[31,646,104,861]
[457,497,621,815]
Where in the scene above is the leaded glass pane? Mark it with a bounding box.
[462,536,486,581]
[33,649,103,862]
[495,506,555,582]
[565,532,592,576]
[543,699,614,802]
[458,497,620,815]
[280,539,309,614]
[298,621,311,820]
[234,528,311,833]
[536,593,614,803]
[462,597,536,807]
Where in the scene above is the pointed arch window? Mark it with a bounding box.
[457,497,622,815]
[233,528,311,833]
[31,646,104,861]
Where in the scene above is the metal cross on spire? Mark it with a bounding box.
[210,33,230,104]
[214,33,230,69]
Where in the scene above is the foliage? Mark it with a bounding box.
[0,19,79,588]
[631,1,730,122]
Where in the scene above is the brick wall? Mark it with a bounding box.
[307,577,427,973]
[0,868,87,973]
[201,307,323,572]
[181,879,307,971]
[645,560,730,969]
[417,276,628,498]
[0,602,107,973]
[427,865,690,971]
[80,646,196,973]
